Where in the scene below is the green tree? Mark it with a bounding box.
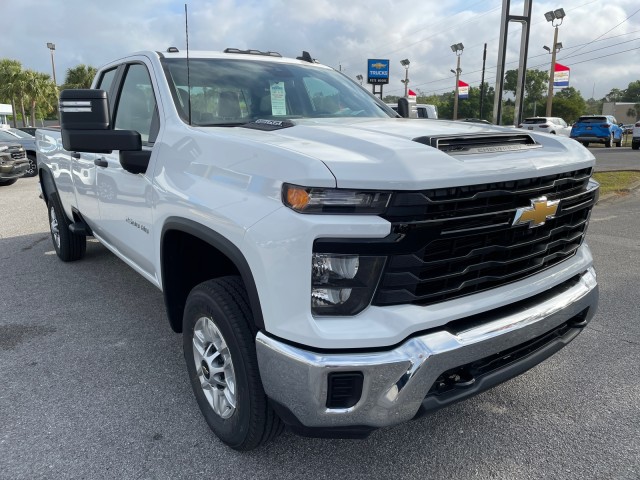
[0,59,23,127]
[622,81,640,102]
[23,70,57,126]
[605,88,624,102]
[61,64,97,90]
[626,103,640,121]
[552,87,586,123]
[504,68,548,105]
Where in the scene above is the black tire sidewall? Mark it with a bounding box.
[183,284,254,448]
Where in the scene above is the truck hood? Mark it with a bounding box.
[217,118,595,190]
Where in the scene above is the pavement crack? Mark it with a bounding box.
[586,324,640,346]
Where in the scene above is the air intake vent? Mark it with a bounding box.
[413,133,540,155]
[326,372,364,409]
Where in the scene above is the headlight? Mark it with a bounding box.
[283,183,391,214]
[311,253,386,316]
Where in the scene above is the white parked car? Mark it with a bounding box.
[632,121,640,150]
[519,117,571,136]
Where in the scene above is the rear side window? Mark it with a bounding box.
[523,118,546,124]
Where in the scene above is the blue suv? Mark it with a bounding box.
[570,115,623,148]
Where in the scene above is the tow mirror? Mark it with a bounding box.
[59,89,141,154]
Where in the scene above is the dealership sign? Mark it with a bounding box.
[458,80,469,99]
[367,59,389,84]
[554,63,570,88]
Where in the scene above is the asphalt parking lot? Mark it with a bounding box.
[1,175,639,480]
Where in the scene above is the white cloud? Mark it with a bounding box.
[2,0,639,100]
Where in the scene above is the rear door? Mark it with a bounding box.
[95,59,160,279]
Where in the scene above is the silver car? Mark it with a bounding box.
[0,128,38,177]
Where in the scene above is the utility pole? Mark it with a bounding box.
[479,43,487,119]
[544,8,566,117]
[450,43,464,120]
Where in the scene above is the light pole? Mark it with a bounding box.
[544,8,565,117]
[450,43,464,120]
[356,74,363,85]
[400,59,410,97]
[46,42,57,86]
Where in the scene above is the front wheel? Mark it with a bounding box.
[0,178,18,186]
[183,277,283,450]
[24,154,38,177]
[47,192,86,261]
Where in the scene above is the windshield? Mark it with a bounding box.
[161,58,394,126]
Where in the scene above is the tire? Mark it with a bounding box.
[605,134,612,148]
[47,192,86,261]
[615,138,622,147]
[24,154,38,177]
[183,276,283,450]
[581,142,589,148]
[632,143,639,151]
[0,178,18,186]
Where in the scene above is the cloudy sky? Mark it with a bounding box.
[3,0,639,101]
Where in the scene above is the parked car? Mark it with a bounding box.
[622,124,634,135]
[570,115,623,148]
[632,121,640,150]
[387,103,438,119]
[0,141,28,186]
[0,128,38,176]
[518,117,571,136]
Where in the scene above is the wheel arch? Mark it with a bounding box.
[39,164,57,205]
[160,217,265,333]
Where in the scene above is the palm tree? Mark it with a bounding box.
[0,59,23,127]
[61,64,98,90]
[23,70,57,126]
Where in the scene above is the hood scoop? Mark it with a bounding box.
[413,133,540,155]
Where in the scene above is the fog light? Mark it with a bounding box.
[310,253,386,316]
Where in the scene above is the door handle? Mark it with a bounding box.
[72,152,81,159]
[94,158,108,168]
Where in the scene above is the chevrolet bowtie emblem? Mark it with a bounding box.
[513,197,560,228]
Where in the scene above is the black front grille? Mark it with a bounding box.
[372,168,597,307]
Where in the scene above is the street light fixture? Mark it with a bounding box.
[400,59,410,97]
[544,8,565,116]
[450,43,464,120]
[46,42,57,86]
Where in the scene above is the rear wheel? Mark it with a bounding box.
[605,133,612,148]
[47,192,86,261]
[615,137,622,147]
[632,143,639,150]
[581,142,589,147]
[183,277,283,450]
[0,179,18,186]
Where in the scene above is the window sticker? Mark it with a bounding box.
[270,81,287,116]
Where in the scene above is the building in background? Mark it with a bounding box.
[0,104,13,125]
[602,102,638,124]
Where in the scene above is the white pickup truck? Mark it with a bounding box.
[36,48,599,450]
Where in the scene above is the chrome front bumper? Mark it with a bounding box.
[256,268,598,431]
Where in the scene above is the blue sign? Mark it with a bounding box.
[367,59,389,85]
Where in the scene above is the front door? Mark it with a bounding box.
[95,61,160,280]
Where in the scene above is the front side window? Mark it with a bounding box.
[97,68,117,92]
[114,64,158,143]
[161,58,394,126]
